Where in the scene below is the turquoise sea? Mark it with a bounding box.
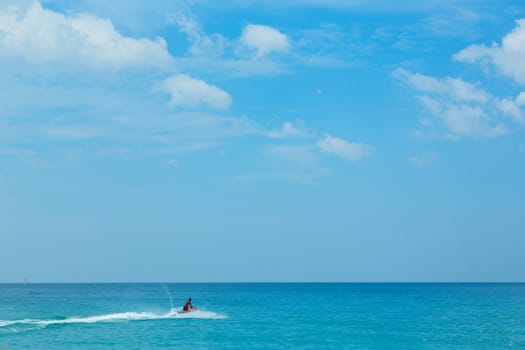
[0,283,524,349]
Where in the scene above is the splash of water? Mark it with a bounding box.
[170,309,227,319]
[161,283,174,310]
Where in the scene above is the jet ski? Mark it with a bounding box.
[179,307,198,313]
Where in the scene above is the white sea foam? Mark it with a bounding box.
[0,309,226,329]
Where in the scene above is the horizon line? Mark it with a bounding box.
[1,281,524,284]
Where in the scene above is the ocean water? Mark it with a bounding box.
[0,283,524,349]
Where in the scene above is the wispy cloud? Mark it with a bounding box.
[393,68,488,103]
[0,111,262,159]
[394,16,525,139]
[0,147,49,167]
[394,68,515,139]
[419,6,481,39]
[292,23,356,68]
[166,11,226,58]
[41,125,110,140]
[267,120,316,139]
[168,12,289,76]
[409,152,437,166]
[0,147,35,158]
[316,134,373,162]
[421,97,506,139]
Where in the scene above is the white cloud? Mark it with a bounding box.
[498,93,525,124]
[168,13,352,75]
[158,74,232,110]
[418,96,441,115]
[0,1,172,70]
[166,14,288,76]
[395,69,509,138]
[239,24,290,58]
[316,134,373,162]
[267,120,315,138]
[439,104,506,138]
[517,92,525,106]
[393,68,488,103]
[418,96,507,138]
[454,19,525,84]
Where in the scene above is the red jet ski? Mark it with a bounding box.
[180,307,198,313]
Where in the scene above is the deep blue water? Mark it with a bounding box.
[0,283,524,349]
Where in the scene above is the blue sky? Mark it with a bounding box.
[1,0,524,282]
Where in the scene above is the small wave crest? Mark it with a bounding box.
[0,309,226,331]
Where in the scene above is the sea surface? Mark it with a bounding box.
[0,283,524,349]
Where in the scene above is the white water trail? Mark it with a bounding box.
[0,309,227,329]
